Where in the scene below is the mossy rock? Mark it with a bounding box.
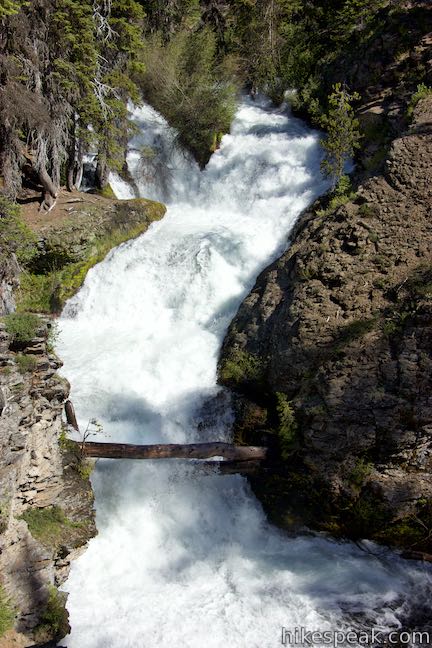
[16,196,167,314]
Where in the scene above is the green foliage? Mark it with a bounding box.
[37,585,69,640]
[0,585,14,637]
[348,458,373,488]
[315,175,356,217]
[20,506,80,548]
[76,459,95,480]
[0,0,24,19]
[0,197,36,266]
[219,349,263,386]
[15,353,37,374]
[4,312,39,344]
[320,84,361,186]
[275,392,297,459]
[139,28,237,166]
[407,83,432,120]
[17,206,164,314]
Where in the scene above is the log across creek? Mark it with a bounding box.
[66,402,267,475]
[77,441,267,462]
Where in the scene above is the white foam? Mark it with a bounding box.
[58,96,432,647]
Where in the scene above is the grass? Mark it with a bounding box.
[0,585,14,637]
[20,506,83,549]
[4,312,39,344]
[17,219,162,314]
[15,353,37,374]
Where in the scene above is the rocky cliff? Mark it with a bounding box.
[0,318,95,647]
[0,192,166,645]
[219,94,432,548]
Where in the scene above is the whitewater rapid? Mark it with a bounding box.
[57,97,431,648]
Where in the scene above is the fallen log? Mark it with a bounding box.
[199,460,262,475]
[75,441,267,462]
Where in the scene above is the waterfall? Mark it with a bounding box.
[57,97,431,648]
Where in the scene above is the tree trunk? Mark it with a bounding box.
[38,164,59,212]
[76,441,267,462]
[95,156,109,190]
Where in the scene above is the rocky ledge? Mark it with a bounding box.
[218,97,432,553]
[0,191,167,645]
[0,318,95,647]
[19,193,166,314]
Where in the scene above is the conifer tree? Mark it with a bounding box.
[320,83,361,187]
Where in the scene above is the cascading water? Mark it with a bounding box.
[57,97,431,648]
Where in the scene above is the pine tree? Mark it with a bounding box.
[320,83,361,187]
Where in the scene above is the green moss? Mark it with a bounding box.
[17,218,164,314]
[35,585,69,641]
[20,506,81,549]
[4,312,39,344]
[15,353,37,374]
[219,349,264,386]
[0,585,14,637]
[98,184,116,199]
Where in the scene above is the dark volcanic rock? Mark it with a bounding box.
[218,97,432,551]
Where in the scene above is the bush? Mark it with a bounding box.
[15,353,37,374]
[219,349,264,386]
[407,83,432,120]
[138,28,237,167]
[275,392,298,459]
[4,312,39,344]
[36,585,69,640]
[0,196,36,266]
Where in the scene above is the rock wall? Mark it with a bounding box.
[0,319,96,646]
[219,96,432,551]
[0,193,167,645]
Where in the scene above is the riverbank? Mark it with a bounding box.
[218,87,432,551]
[0,190,166,645]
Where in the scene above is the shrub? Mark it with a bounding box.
[219,349,264,385]
[349,457,373,488]
[37,585,69,640]
[15,353,37,374]
[4,312,39,344]
[407,83,432,120]
[0,196,37,266]
[275,392,298,459]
